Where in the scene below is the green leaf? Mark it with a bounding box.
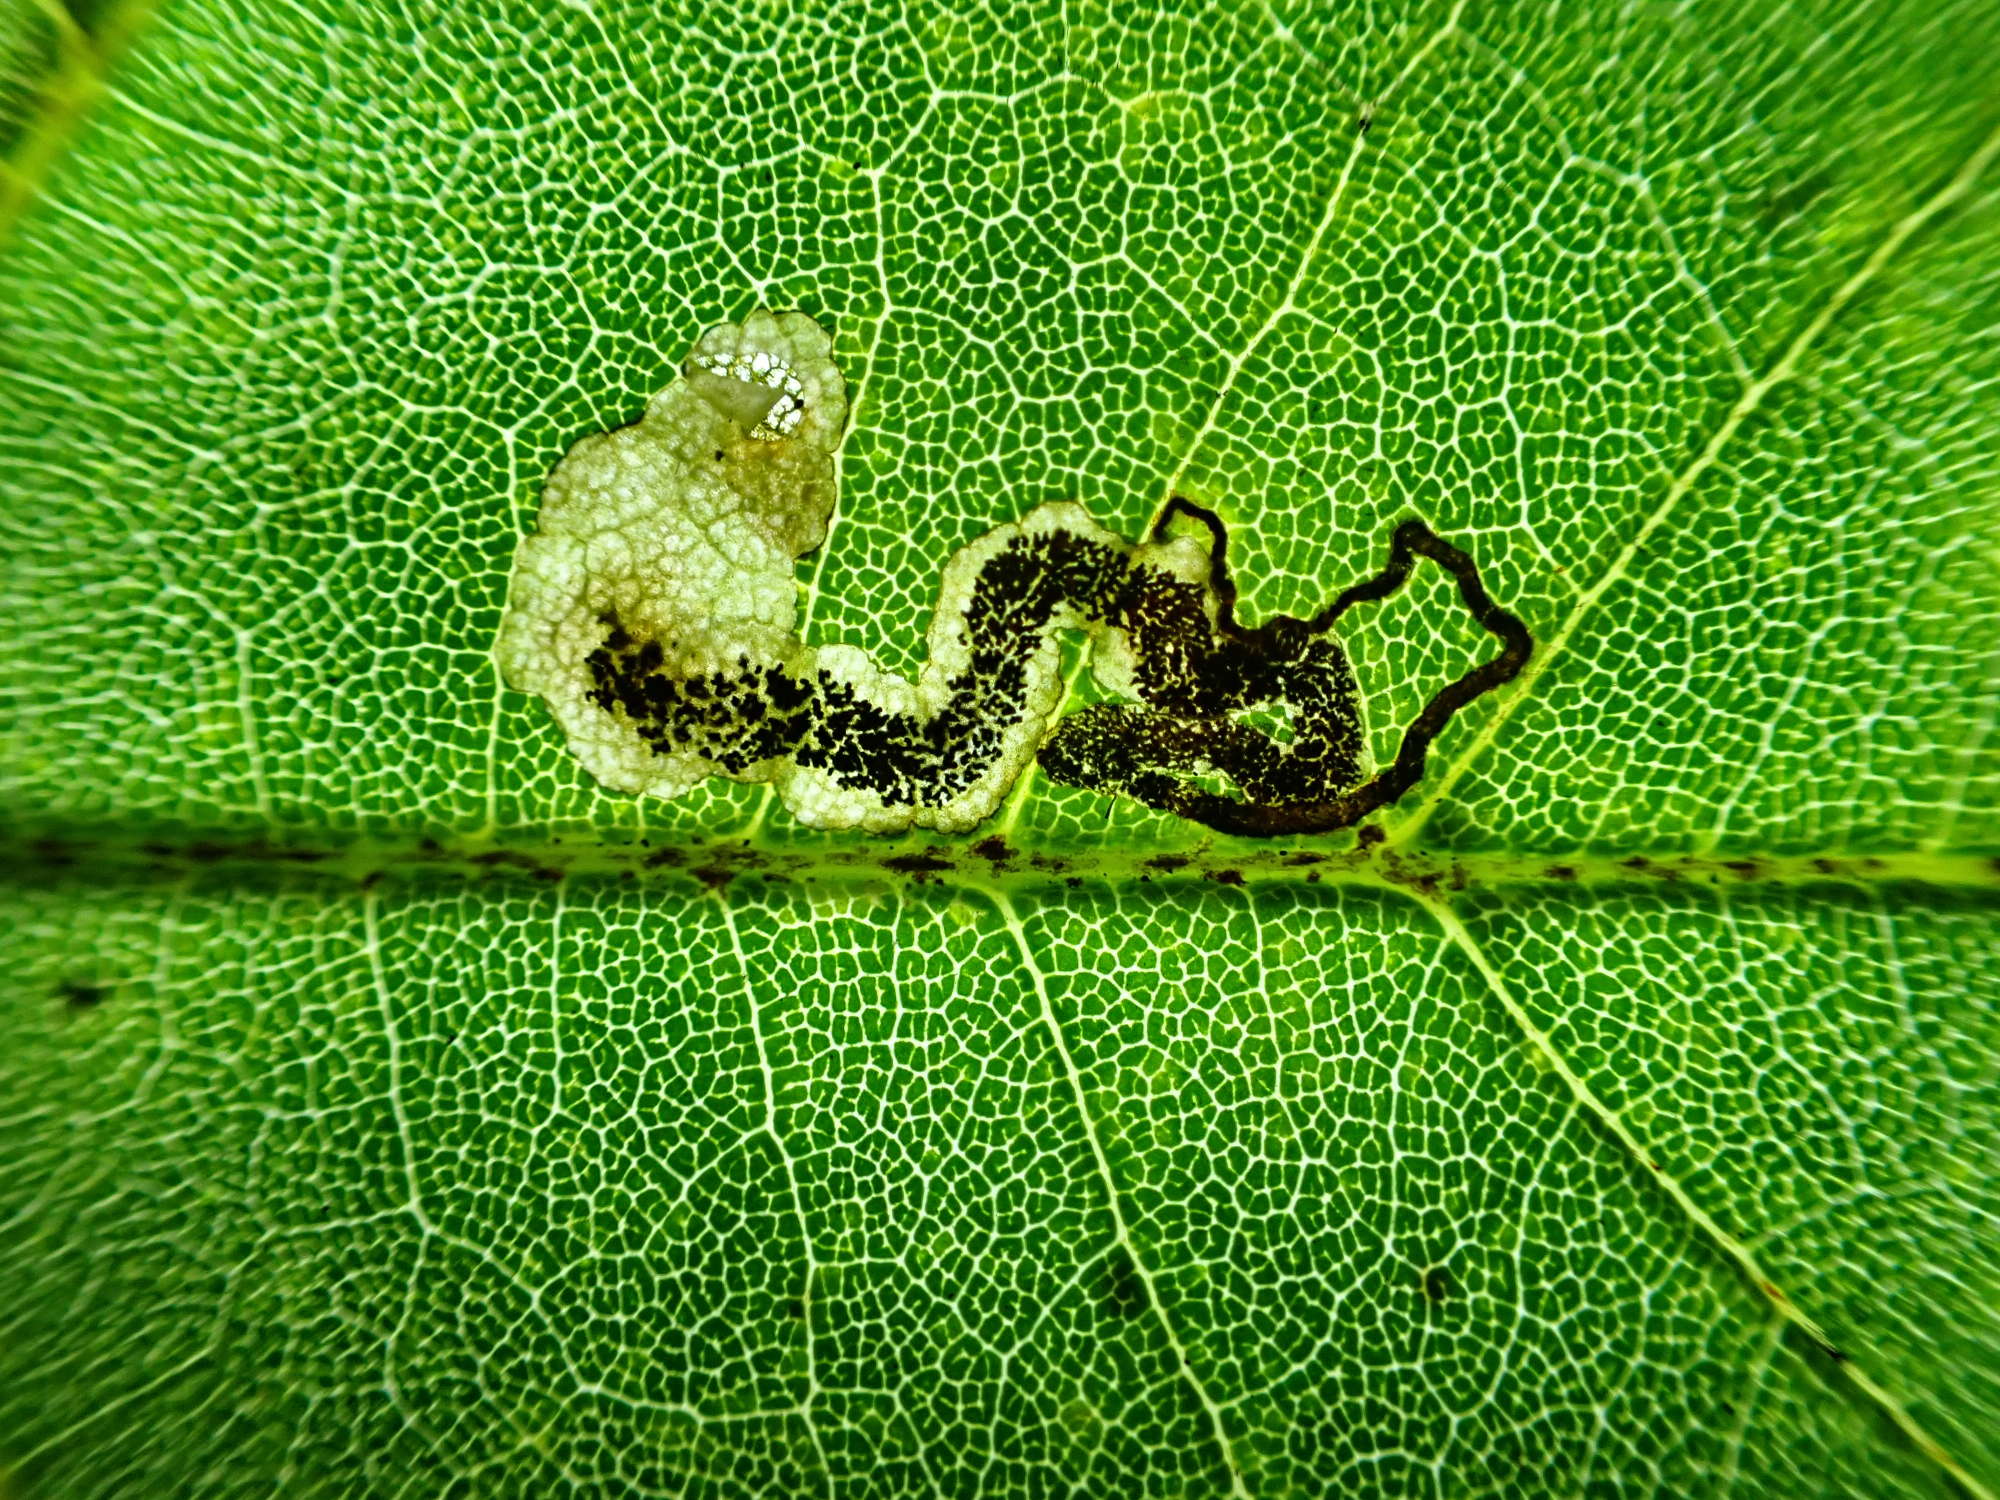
[3,0,1997,1496]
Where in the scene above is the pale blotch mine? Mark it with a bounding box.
[496,310,1214,832]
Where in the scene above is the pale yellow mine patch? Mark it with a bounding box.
[497,310,1213,832]
[495,310,847,804]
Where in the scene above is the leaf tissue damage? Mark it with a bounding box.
[498,312,1531,835]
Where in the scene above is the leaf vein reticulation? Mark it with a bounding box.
[992,887,1252,1498]
[6,7,1999,1493]
[718,892,836,1494]
[1155,0,1465,519]
[24,824,1984,1486]
[1388,116,2000,852]
[1413,891,1996,1500]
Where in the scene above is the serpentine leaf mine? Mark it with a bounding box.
[497,311,1532,836]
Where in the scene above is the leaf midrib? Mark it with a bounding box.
[4,826,1992,895]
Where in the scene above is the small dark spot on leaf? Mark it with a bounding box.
[243,841,330,864]
[1146,854,1192,872]
[714,450,726,462]
[1811,858,1838,875]
[1355,825,1385,849]
[644,846,685,868]
[58,979,109,1010]
[30,837,75,868]
[1544,864,1577,881]
[473,850,553,878]
[970,836,1011,863]
[785,1297,806,1320]
[1208,868,1245,887]
[883,851,953,877]
[1758,170,1832,225]
[1422,1265,1453,1304]
[1722,860,1760,879]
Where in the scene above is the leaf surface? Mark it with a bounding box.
[2,0,1997,1496]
